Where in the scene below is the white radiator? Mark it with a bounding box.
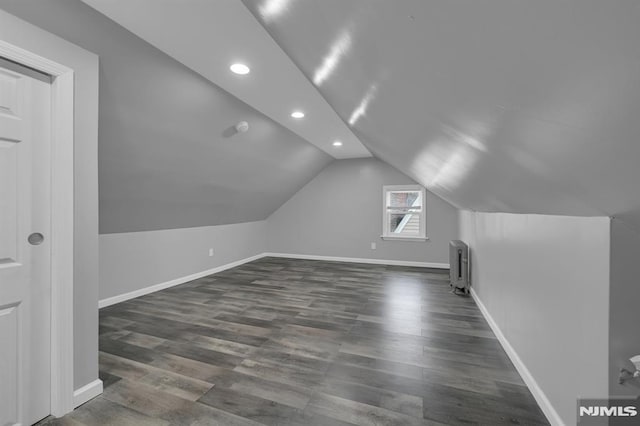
[449,240,469,294]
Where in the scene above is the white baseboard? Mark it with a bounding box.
[470,288,565,426]
[263,252,449,269]
[98,253,265,308]
[99,252,448,309]
[73,379,103,408]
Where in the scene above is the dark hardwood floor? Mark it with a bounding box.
[40,257,549,425]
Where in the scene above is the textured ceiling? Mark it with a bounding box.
[242,0,640,229]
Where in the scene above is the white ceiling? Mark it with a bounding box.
[82,0,640,232]
[240,0,640,229]
[81,0,371,159]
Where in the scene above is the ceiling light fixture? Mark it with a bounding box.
[291,111,305,119]
[230,63,250,75]
[333,141,343,147]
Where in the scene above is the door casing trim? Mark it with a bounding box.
[0,39,76,417]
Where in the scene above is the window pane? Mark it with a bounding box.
[389,213,421,235]
[388,191,421,208]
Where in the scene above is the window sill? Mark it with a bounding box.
[380,235,429,242]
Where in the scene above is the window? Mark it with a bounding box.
[382,185,427,240]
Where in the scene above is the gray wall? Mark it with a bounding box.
[267,158,457,264]
[609,218,640,397]
[459,210,610,426]
[97,157,461,305]
[0,0,332,234]
[100,221,266,301]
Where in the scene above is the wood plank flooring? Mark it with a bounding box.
[39,257,549,425]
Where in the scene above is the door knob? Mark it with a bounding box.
[28,233,44,245]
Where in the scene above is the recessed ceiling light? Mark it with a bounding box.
[230,63,250,75]
[291,111,305,119]
[333,141,343,147]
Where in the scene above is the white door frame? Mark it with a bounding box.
[0,40,75,416]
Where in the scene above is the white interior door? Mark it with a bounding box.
[0,58,52,426]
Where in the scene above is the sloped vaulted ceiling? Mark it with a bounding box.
[242,0,640,230]
[0,0,334,233]
[5,0,640,232]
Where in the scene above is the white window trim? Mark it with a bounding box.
[381,235,429,242]
[381,184,427,241]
